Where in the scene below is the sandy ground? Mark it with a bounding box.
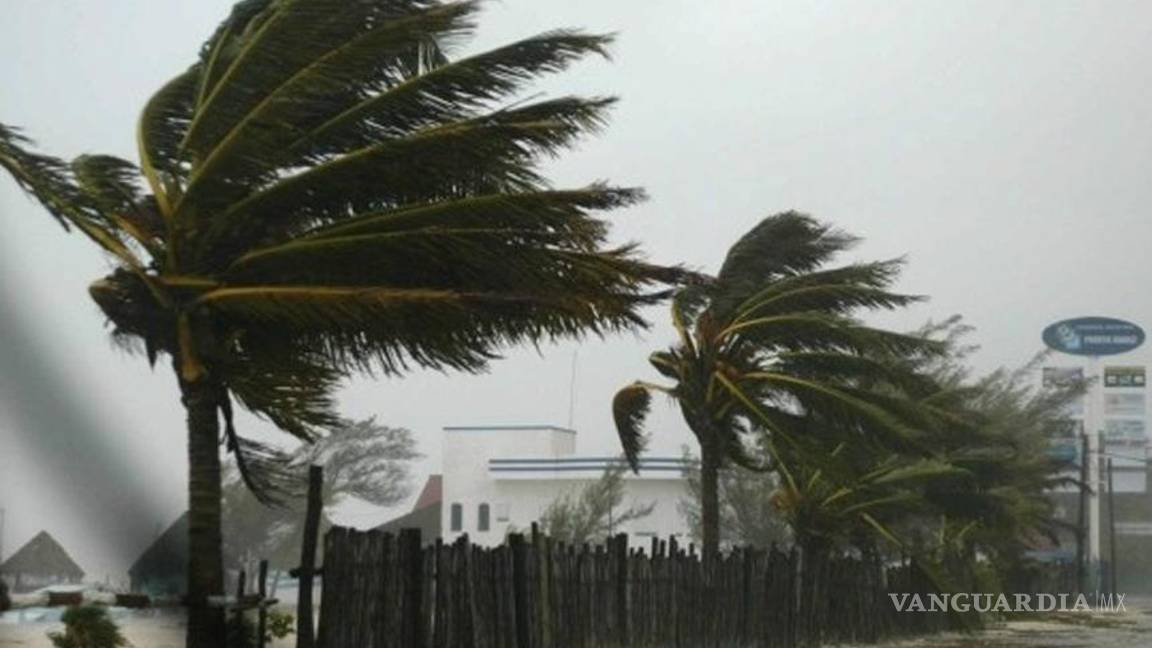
[0,607,295,648]
[4,598,1150,647]
[835,596,1152,648]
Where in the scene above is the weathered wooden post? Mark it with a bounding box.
[297,465,323,648]
[233,568,247,647]
[257,560,269,648]
[614,533,629,647]
[509,533,530,648]
[531,523,553,648]
[399,528,425,648]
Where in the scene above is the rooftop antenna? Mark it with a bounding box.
[567,347,580,430]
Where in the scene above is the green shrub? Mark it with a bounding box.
[47,606,129,648]
[266,611,294,640]
[225,610,294,647]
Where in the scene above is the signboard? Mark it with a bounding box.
[1042,317,1145,356]
[1104,418,1145,441]
[1105,393,1145,416]
[1045,419,1083,465]
[1104,366,1146,388]
[1043,367,1084,387]
[1104,437,1147,471]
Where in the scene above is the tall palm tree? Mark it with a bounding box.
[1,2,685,644]
[612,212,938,560]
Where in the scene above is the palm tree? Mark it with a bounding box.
[612,212,938,561]
[1,2,686,644]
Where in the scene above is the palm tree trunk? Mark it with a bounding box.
[700,437,721,563]
[180,373,226,648]
[798,534,831,645]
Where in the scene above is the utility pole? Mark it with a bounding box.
[1107,458,1117,597]
[1076,433,1088,593]
[1085,356,1102,592]
[567,347,580,430]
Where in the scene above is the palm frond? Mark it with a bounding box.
[612,383,653,471]
[775,351,941,397]
[197,99,617,264]
[290,29,615,157]
[72,155,165,256]
[179,2,481,211]
[723,314,944,357]
[0,124,152,271]
[296,185,639,244]
[199,285,650,374]
[732,260,905,318]
[734,281,922,323]
[137,69,199,214]
[741,371,918,443]
[222,332,344,441]
[711,211,858,318]
[183,0,472,160]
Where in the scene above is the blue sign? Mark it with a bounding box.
[1042,317,1144,356]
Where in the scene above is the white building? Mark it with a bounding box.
[441,425,693,549]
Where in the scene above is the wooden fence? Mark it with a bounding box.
[316,526,956,648]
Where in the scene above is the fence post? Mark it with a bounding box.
[232,568,246,647]
[614,533,629,647]
[297,465,323,648]
[257,560,269,648]
[531,523,552,648]
[509,533,531,648]
[399,528,425,648]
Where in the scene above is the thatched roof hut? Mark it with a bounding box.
[129,513,187,596]
[0,531,84,593]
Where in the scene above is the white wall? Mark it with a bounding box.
[441,426,692,550]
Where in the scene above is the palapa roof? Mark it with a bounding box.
[0,531,84,579]
[129,512,188,581]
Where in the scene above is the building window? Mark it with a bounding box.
[450,503,463,532]
[478,503,490,532]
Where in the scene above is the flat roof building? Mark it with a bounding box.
[441,425,692,549]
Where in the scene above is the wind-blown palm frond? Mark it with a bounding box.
[612,383,655,471]
[710,211,858,319]
[0,125,147,270]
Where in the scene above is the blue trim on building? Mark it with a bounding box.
[489,457,688,464]
[444,425,577,434]
[490,465,686,473]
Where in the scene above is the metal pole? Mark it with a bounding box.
[1086,356,1102,591]
[1076,433,1088,593]
[1107,458,1117,597]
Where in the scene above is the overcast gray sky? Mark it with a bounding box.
[3,0,1151,581]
